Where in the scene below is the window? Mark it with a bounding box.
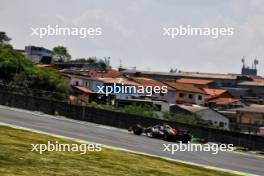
[179,93,185,98]
[75,81,79,86]
[188,94,193,99]
[198,95,202,100]
[219,122,224,127]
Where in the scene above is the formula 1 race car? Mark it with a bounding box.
[128,124,191,143]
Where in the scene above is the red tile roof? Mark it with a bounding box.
[203,88,227,97]
[164,82,205,94]
[176,78,214,85]
[78,69,123,78]
[208,98,240,105]
[253,78,264,83]
[74,86,93,94]
[131,77,174,91]
[98,78,140,86]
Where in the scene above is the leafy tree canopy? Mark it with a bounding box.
[0,32,11,44]
[0,34,68,99]
[52,46,71,62]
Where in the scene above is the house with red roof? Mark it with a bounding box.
[163,82,206,105]
[131,77,177,104]
[203,88,244,110]
[68,75,141,104]
[79,69,123,78]
[71,86,94,105]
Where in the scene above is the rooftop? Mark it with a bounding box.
[131,77,174,90]
[203,88,227,96]
[237,81,264,87]
[208,98,240,105]
[80,69,123,78]
[253,78,264,83]
[176,104,208,113]
[164,82,205,94]
[74,86,94,94]
[177,71,238,80]
[176,78,214,85]
[122,69,238,80]
[235,105,264,113]
[98,78,140,86]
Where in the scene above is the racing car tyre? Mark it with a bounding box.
[132,124,143,135]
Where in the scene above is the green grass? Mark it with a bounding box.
[0,126,238,176]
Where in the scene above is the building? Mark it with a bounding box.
[131,77,177,104]
[164,82,206,105]
[170,104,229,130]
[241,58,258,76]
[176,71,239,88]
[68,75,141,104]
[203,88,233,99]
[79,69,123,78]
[235,105,264,126]
[175,78,215,88]
[25,45,52,64]
[121,69,178,81]
[71,86,94,105]
[121,69,238,88]
[237,81,264,98]
[203,88,244,110]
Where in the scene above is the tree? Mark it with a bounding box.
[98,59,107,70]
[52,46,71,62]
[0,44,68,100]
[0,32,11,44]
[87,57,97,65]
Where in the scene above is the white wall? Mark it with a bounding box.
[197,109,229,130]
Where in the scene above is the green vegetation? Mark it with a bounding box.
[88,102,159,118]
[163,112,209,126]
[0,32,68,99]
[70,57,98,64]
[52,46,71,62]
[0,126,237,176]
[0,32,11,44]
[66,57,107,71]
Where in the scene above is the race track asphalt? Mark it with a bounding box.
[0,106,263,175]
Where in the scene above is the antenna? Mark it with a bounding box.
[241,56,245,68]
[119,59,122,68]
[254,57,259,69]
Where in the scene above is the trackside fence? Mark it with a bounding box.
[0,90,263,151]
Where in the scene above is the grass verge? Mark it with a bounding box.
[0,125,238,176]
